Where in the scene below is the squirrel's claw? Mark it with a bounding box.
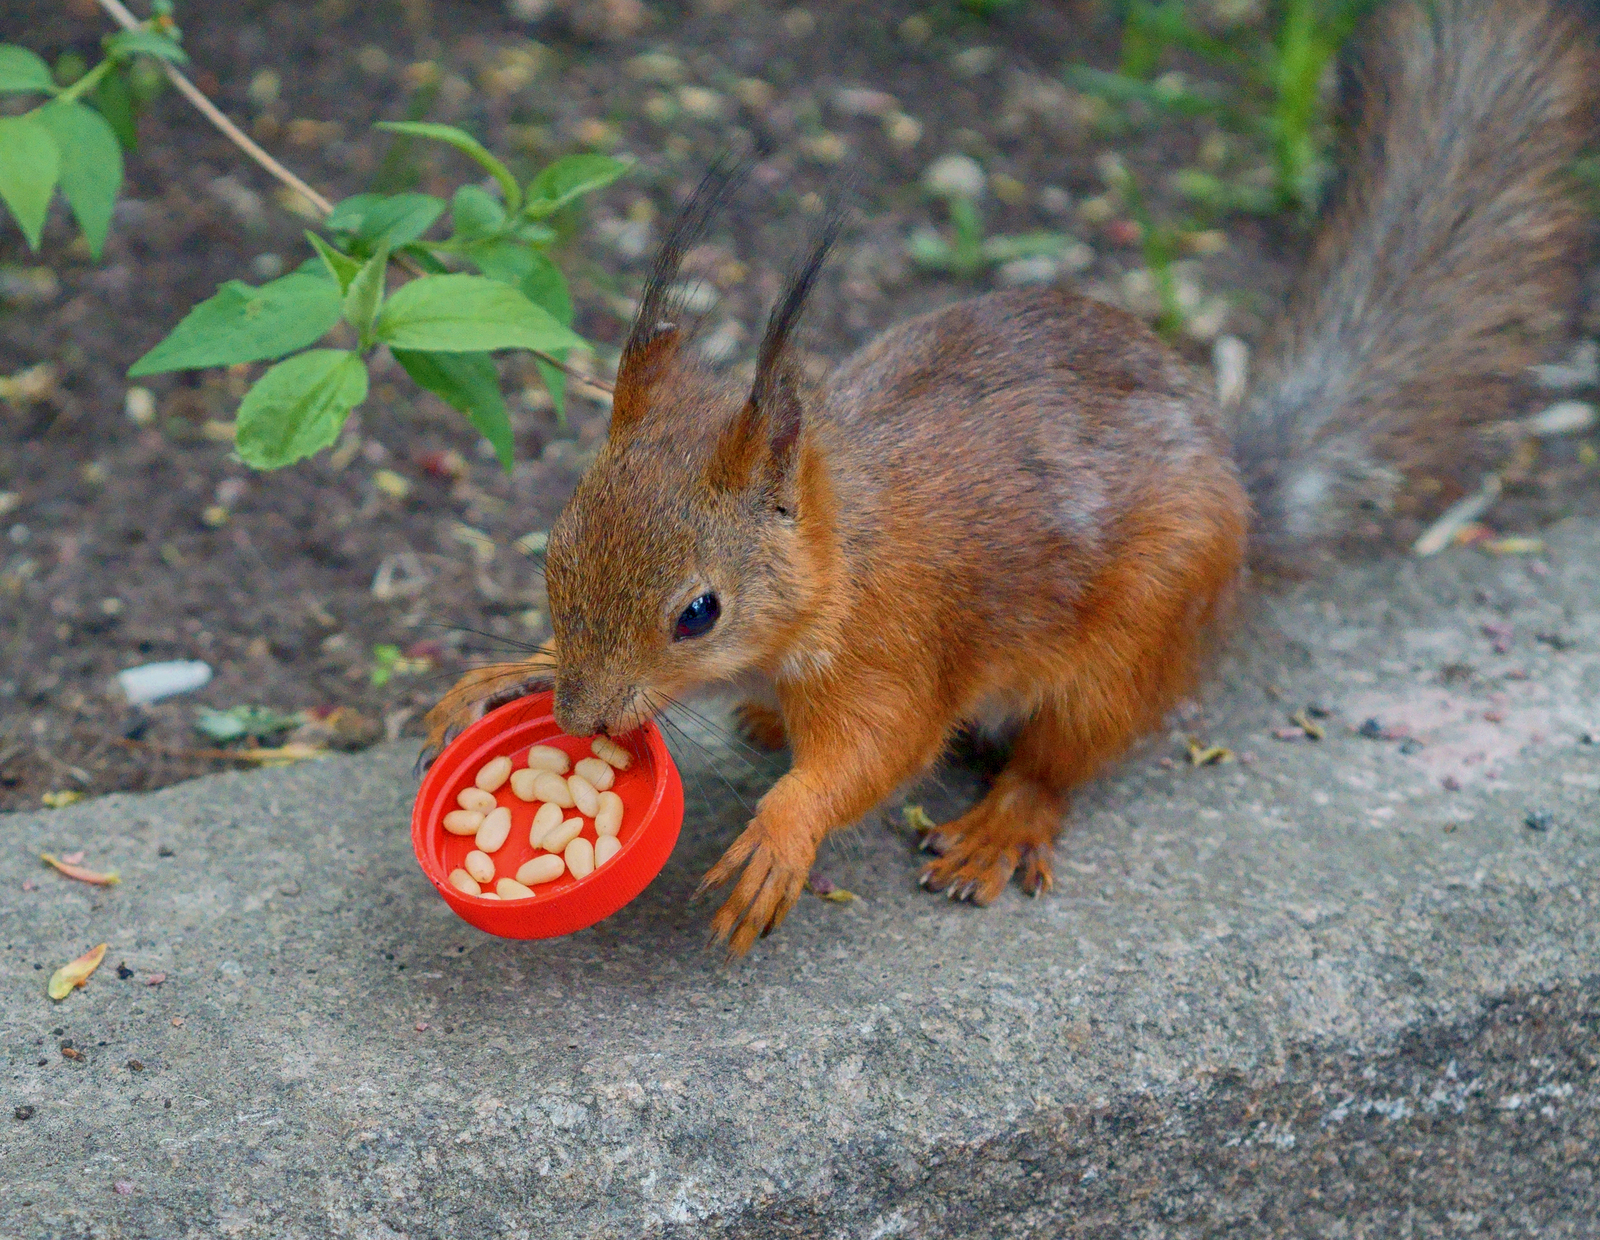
[702,818,813,956]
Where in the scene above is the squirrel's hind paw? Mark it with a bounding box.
[917,788,1059,905]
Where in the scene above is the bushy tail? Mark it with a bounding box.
[1235,0,1598,565]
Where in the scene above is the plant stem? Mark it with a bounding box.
[86,0,608,393]
[54,57,113,107]
[92,0,334,215]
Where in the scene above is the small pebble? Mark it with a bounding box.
[1525,810,1554,832]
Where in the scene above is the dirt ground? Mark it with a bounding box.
[1,0,1596,812]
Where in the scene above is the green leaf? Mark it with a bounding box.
[524,154,628,218]
[0,45,58,95]
[451,183,506,241]
[465,236,533,285]
[35,102,122,259]
[104,29,189,65]
[326,192,444,252]
[235,350,368,470]
[342,243,388,345]
[375,121,520,213]
[129,272,343,375]
[373,274,584,354]
[194,704,306,742]
[305,231,362,292]
[519,252,573,325]
[393,349,514,473]
[92,65,138,150]
[0,114,60,251]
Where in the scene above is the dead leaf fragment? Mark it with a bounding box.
[1186,739,1234,767]
[902,804,937,834]
[48,943,107,1001]
[1290,709,1325,740]
[818,887,860,904]
[41,853,120,885]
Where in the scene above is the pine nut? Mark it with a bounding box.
[531,770,574,807]
[475,805,512,853]
[443,809,483,836]
[573,757,614,791]
[475,755,513,792]
[591,736,632,769]
[495,877,535,900]
[594,835,621,867]
[463,850,495,884]
[457,787,497,813]
[565,836,595,879]
[528,801,564,848]
[524,744,571,774]
[516,854,565,885]
[448,868,481,896]
[568,773,600,817]
[594,791,623,837]
[508,768,539,801]
[539,816,584,854]
[480,892,500,900]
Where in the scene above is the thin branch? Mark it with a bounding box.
[93,0,333,216]
[88,0,613,396]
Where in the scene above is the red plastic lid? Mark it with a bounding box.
[411,692,684,939]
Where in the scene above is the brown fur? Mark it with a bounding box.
[425,0,1597,954]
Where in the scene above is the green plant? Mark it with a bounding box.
[910,161,1084,279]
[0,1,626,474]
[1069,0,1379,218]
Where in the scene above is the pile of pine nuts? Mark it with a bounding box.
[446,738,633,899]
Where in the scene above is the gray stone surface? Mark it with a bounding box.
[5,519,1600,1239]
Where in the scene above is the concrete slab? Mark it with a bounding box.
[5,519,1600,1238]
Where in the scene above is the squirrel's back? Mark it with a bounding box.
[1235,0,1598,565]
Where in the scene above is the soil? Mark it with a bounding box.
[1,0,1596,813]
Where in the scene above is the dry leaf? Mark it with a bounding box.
[902,804,937,834]
[1290,709,1325,740]
[41,853,120,885]
[48,943,107,1001]
[818,887,860,904]
[1186,739,1234,767]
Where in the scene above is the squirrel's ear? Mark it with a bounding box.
[610,163,744,439]
[711,218,841,499]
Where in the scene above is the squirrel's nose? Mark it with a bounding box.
[553,677,604,738]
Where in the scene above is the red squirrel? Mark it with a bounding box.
[425,0,1597,955]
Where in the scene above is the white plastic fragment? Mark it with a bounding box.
[1524,400,1596,437]
[116,660,213,706]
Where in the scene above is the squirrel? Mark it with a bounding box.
[423,0,1597,955]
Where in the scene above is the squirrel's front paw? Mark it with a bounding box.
[696,817,815,956]
[419,656,557,770]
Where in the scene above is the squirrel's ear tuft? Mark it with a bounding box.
[711,216,842,497]
[611,161,745,438]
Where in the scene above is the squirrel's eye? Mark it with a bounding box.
[674,592,720,640]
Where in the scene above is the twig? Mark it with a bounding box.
[112,737,324,763]
[88,0,612,395]
[93,0,333,216]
